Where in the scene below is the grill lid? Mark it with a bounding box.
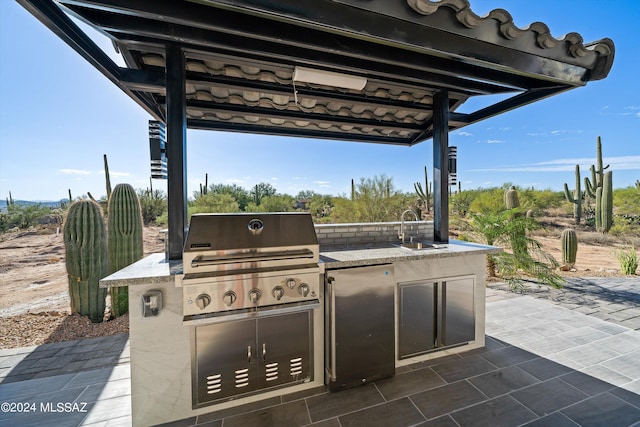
[183,212,318,253]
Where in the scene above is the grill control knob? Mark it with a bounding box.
[248,289,262,304]
[298,283,310,297]
[285,278,297,289]
[222,291,237,307]
[195,293,211,310]
[272,286,285,301]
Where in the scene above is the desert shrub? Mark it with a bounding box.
[616,246,638,275]
[610,216,640,236]
[327,175,412,223]
[308,194,334,219]
[1,204,51,230]
[520,189,565,215]
[613,186,640,215]
[246,194,296,212]
[138,189,167,225]
[468,188,504,214]
[191,193,240,213]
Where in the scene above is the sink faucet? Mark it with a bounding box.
[399,209,419,244]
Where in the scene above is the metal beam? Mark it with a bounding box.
[432,90,449,243]
[64,1,531,94]
[166,46,187,260]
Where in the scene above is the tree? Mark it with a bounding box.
[296,190,318,201]
[202,184,250,211]
[191,193,240,214]
[308,194,333,219]
[245,194,296,212]
[250,182,277,205]
[352,175,409,222]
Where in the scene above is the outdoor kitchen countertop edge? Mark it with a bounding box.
[100,253,183,288]
[319,239,501,269]
[99,241,501,287]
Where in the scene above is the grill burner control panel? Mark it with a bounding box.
[182,271,319,317]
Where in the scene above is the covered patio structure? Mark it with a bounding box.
[18,0,614,259]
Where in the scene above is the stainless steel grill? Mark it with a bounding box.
[179,212,320,319]
[179,213,320,408]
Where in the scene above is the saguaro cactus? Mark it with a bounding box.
[108,183,144,317]
[594,171,613,233]
[63,200,108,323]
[563,165,583,224]
[414,165,431,214]
[584,136,613,232]
[504,186,520,210]
[561,229,578,269]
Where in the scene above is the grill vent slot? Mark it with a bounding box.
[206,373,222,394]
[265,362,279,381]
[235,368,250,388]
[290,357,303,377]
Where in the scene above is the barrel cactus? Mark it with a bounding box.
[504,186,520,210]
[63,200,108,323]
[108,184,144,317]
[561,229,578,270]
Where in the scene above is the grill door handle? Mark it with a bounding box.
[247,345,252,363]
[262,343,267,361]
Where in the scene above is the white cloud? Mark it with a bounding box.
[313,180,331,188]
[624,106,639,110]
[225,178,244,184]
[486,139,505,144]
[600,106,609,110]
[108,171,130,177]
[60,169,91,175]
[455,131,473,136]
[469,155,640,173]
[636,112,640,119]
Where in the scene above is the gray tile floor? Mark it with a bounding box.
[1,278,639,427]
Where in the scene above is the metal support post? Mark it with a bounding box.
[433,90,449,243]
[166,45,187,260]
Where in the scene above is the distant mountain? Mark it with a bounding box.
[0,199,67,212]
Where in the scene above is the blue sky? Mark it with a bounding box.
[1,0,638,202]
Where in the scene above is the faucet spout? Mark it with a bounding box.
[399,209,419,243]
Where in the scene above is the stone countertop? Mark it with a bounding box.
[319,239,501,270]
[100,240,500,287]
[100,253,183,288]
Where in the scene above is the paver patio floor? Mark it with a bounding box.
[1,278,639,426]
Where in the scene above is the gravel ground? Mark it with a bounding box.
[0,311,129,349]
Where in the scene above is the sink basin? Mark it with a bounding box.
[395,242,447,251]
[401,242,430,250]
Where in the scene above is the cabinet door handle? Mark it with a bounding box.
[328,279,337,381]
[247,345,252,363]
[262,343,267,361]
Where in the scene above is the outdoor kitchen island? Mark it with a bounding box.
[101,219,499,427]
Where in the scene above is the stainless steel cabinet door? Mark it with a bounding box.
[257,311,312,389]
[328,264,395,390]
[398,281,436,358]
[442,277,475,347]
[193,319,257,406]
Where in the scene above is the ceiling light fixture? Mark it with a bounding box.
[293,66,367,90]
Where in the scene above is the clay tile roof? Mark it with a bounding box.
[18,0,614,145]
